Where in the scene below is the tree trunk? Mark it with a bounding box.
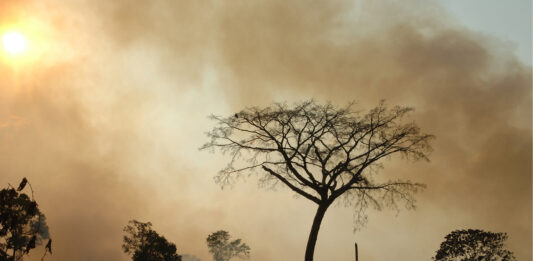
[304,203,329,261]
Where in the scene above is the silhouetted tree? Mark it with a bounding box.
[434,229,516,261]
[122,220,182,261]
[0,178,51,261]
[202,101,433,261]
[206,230,250,261]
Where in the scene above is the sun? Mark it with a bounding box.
[2,31,27,55]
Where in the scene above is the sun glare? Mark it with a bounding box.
[2,31,27,55]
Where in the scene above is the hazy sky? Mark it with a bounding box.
[440,0,531,65]
[0,1,531,261]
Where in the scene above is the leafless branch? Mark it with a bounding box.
[202,100,433,229]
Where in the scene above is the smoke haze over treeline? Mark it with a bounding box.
[0,0,530,260]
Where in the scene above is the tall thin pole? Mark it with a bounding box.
[355,242,358,261]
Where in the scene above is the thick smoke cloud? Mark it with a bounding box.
[0,0,530,260]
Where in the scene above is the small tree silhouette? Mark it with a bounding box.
[206,230,250,261]
[122,220,182,261]
[434,229,516,261]
[0,178,51,261]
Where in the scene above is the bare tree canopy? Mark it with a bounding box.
[202,100,433,261]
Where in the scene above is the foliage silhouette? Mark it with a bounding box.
[0,178,51,261]
[202,100,433,261]
[122,220,182,261]
[434,229,516,261]
[206,230,250,261]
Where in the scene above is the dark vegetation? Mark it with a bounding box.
[206,230,250,261]
[120,223,251,261]
[122,220,182,261]
[0,178,51,261]
[434,229,516,261]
